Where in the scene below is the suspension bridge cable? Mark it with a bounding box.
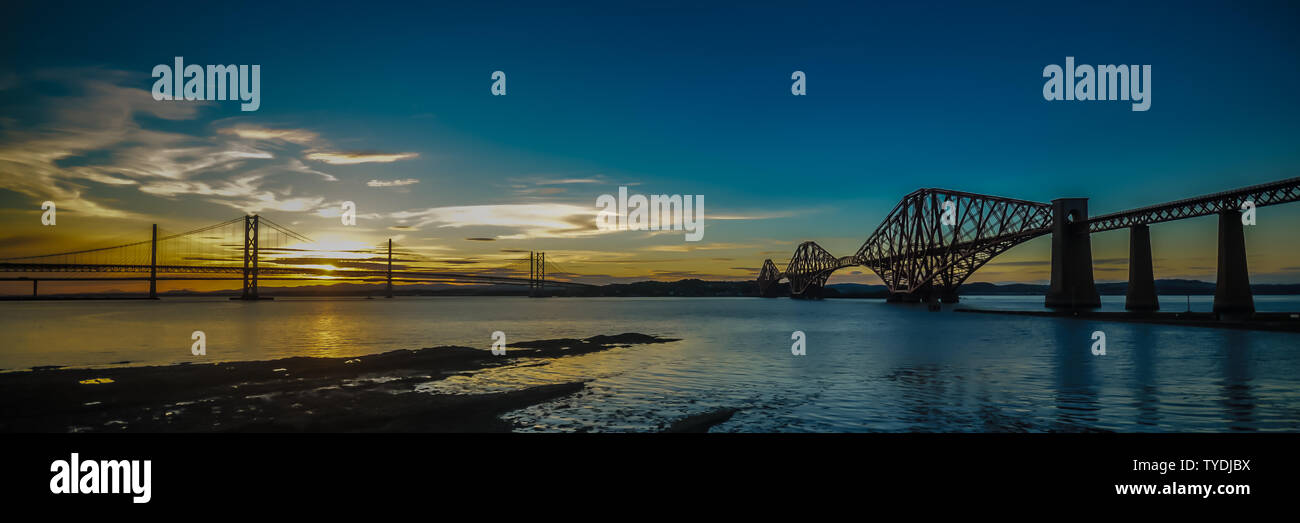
[258,217,313,243]
[0,217,245,261]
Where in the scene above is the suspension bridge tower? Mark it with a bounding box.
[148,223,158,299]
[386,238,394,298]
[234,215,269,300]
[529,251,546,297]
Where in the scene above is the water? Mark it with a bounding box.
[2,295,1298,432]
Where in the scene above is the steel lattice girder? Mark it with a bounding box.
[757,259,781,292]
[784,241,855,295]
[1087,176,1300,233]
[852,189,1052,295]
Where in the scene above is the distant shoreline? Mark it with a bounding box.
[5,277,1300,300]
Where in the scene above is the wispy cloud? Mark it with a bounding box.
[0,69,214,219]
[390,203,602,239]
[506,175,627,196]
[510,176,609,186]
[642,242,758,252]
[218,126,319,145]
[307,152,419,165]
[0,68,443,220]
[535,178,605,185]
[367,178,420,187]
[710,210,801,220]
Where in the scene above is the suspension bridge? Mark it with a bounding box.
[758,176,1300,314]
[0,215,592,299]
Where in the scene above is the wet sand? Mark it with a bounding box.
[0,333,678,433]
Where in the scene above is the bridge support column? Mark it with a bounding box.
[1213,210,1254,316]
[1125,224,1158,311]
[925,289,942,311]
[791,285,824,299]
[149,224,158,299]
[1045,198,1101,309]
[887,291,921,303]
[936,281,960,303]
[32,280,37,298]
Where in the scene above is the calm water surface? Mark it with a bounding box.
[2,295,1298,432]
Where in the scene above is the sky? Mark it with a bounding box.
[1,1,1299,295]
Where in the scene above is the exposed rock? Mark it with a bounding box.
[664,408,740,433]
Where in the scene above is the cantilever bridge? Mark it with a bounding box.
[758,177,1300,314]
[0,215,592,299]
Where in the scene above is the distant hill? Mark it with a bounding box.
[577,279,1300,298]
[572,279,756,297]
[954,279,1300,296]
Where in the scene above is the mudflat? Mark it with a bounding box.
[0,333,678,433]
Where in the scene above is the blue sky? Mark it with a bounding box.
[1,1,1298,288]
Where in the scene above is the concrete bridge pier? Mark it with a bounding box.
[887,292,918,303]
[1213,210,1254,316]
[885,286,958,303]
[791,280,826,299]
[791,286,823,299]
[939,286,960,303]
[1045,198,1101,309]
[1125,224,1159,311]
[925,289,943,311]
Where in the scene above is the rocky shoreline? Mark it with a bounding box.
[0,333,679,433]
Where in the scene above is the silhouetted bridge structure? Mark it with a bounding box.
[758,177,1300,314]
[0,215,591,299]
